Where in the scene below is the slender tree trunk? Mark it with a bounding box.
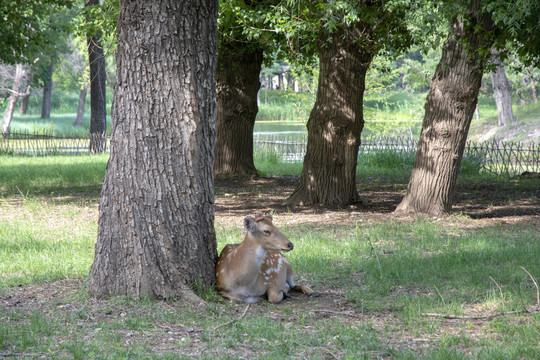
[88,0,218,300]
[2,64,26,136]
[490,48,514,126]
[395,8,494,215]
[529,69,538,103]
[73,86,87,127]
[86,0,108,152]
[518,78,527,107]
[284,25,374,207]
[40,62,54,120]
[214,48,262,177]
[20,70,33,115]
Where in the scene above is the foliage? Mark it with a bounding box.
[0,0,73,64]
[396,47,442,93]
[74,0,118,48]
[485,0,540,67]
[53,36,89,93]
[257,89,314,121]
[268,0,414,66]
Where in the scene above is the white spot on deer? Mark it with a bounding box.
[276,256,283,273]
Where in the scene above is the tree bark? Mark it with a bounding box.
[40,62,54,120]
[214,47,262,177]
[395,8,494,215]
[490,48,514,126]
[284,25,374,207]
[88,0,218,300]
[73,86,87,127]
[2,64,26,136]
[86,0,108,152]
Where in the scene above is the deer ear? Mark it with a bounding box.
[243,216,256,233]
[265,214,273,223]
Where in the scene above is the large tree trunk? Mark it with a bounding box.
[214,48,262,177]
[73,86,87,127]
[86,0,108,153]
[40,62,54,120]
[490,48,514,126]
[2,64,26,136]
[283,25,374,207]
[395,8,493,215]
[88,0,218,300]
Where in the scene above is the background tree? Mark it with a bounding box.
[0,0,72,134]
[19,70,33,115]
[395,0,540,215]
[0,0,72,64]
[54,37,91,127]
[88,0,218,300]
[214,0,267,177]
[1,64,29,136]
[282,0,411,206]
[84,0,108,152]
[40,62,55,120]
[490,48,515,126]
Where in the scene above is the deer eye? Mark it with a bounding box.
[263,230,271,235]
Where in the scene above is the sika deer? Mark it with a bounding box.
[215,214,314,303]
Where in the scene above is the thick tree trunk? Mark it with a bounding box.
[214,48,262,177]
[73,86,87,127]
[284,26,373,207]
[490,49,514,126]
[88,0,218,300]
[86,0,108,152]
[395,10,493,215]
[40,62,54,120]
[2,64,26,136]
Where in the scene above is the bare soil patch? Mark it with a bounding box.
[215,176,540,227]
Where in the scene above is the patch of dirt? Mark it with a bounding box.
[214,176,540,228]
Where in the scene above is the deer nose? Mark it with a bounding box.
[287,242,294,250]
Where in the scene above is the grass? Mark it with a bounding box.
[0,154,107,197]
[4,89,112,136]
[1,155,539,358]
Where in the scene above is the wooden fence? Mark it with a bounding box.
[1,131,539,176]
[0,131,109,155]
[254,134,540,176]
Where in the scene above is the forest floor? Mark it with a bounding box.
[214,175,540,228]
[1,175,539,359]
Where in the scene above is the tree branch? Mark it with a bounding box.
[422,308,539,320]
[520,266,539,307]
[212,304,250,332]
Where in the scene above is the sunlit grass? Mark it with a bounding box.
[0,155,539,358]
[0,154,107,197]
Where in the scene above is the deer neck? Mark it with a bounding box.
[236,235,267,275]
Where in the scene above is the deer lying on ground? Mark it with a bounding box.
[215,214,314,303]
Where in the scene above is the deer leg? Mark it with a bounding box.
[219,291,261,303]
[286,270,316,296]
[266,286,284,304]
[292,285,316,296]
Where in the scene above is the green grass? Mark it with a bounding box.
[3,88,112,136]
[0,154,107,197]
[257,90,314,122]
[1,151,539,359]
